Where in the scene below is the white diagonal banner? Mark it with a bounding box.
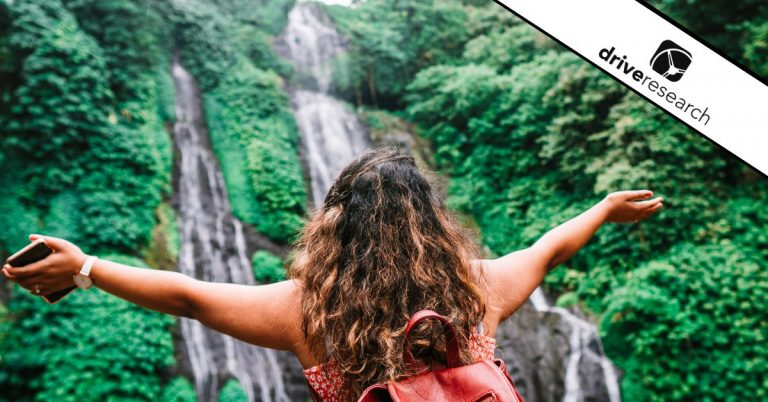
[496,0,768,177]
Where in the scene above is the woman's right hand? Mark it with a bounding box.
[2,234,88,296]
[601,190,664,223]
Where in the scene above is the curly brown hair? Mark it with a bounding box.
[288,146,488,399]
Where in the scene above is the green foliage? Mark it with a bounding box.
[741,19,768,77]
[0,1,179,400]
[0,0,305,400]
[252,250,286,283]
[325,0,471,107]
[160,203,181,261]
[4,0,114,200]
[647,0,768,75]
[0,155,43,255]
[61,0,169,104]
[213,0,296,35]
[215,0,295,74]
[166,0,294,90]
[462,19,554,72]
[166,0,238,91]
[155,65,178,123]
[1,0,172,257]
[600,243,768,401]
[22,123,161,255]
[554,291,580,309]
[721,189,768,262]
[206,59,307,242]
[230,23,293,76]
[143,202,181,270]
[0,255,176,402]
[161,377,197,402]
[218,379,247,402]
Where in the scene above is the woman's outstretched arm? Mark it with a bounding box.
[2,235,302,351]
[481,190,663,323]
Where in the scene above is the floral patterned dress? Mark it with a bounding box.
[304,327,497,401]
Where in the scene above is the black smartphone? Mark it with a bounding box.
[6,238,76,304]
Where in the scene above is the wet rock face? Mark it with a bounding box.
[497,300,569,402]
[496,299,621,402]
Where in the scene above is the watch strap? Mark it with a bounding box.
[80,255,98,277]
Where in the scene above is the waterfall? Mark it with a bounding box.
[529,288,622,402]
[170,58,293,402]
[277,2,369,207]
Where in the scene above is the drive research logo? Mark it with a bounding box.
[650,40,692,82]
[598,45,711,126]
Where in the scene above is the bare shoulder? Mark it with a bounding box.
[271,279,317,368]
[243,278,319,368]
[470,248,549,330]
[470,259,501,337]
[470,258,505,336]
[265,279,306,348]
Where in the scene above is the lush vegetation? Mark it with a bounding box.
[218,379,248,402]
[0,256,176,402]
[251,250,287,283]
[601,243,768,400]
[324,0,768,400]
[160,377,197,402]
[0,0,299,400]
[205,60,306,242]
[0,1,178,400]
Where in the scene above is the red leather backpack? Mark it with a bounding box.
[309,309,525,401]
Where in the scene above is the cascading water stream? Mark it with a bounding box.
[170,58,292,402]
[529,288,622,402]
[277,2,369,207]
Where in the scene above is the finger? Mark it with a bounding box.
[16,274,44,289]
[646,202,664,214]
[624,189,654,201]
[29,234,67,252]
[643,200,664,214]
[640,203,664,219]
[2,266,17,280]
[37,280,66,295]
[5,258,48,278]
[634,196,663,208]
[5,236,47,264]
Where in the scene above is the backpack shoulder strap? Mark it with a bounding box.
[402,310,461,368]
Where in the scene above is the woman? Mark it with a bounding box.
[2,147,662,400]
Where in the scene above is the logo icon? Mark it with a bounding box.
[650,40,692,82]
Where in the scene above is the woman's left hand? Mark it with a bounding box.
[602,190,664,224]
[2,234,88,296]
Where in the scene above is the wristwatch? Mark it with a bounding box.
[73,255,98,290]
